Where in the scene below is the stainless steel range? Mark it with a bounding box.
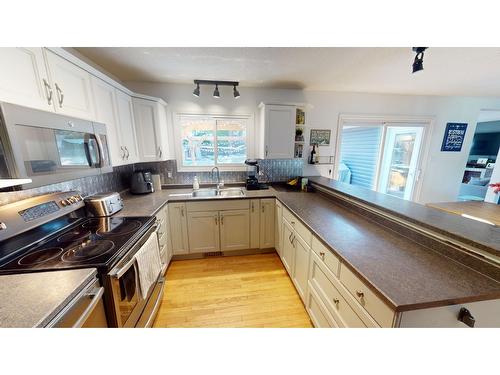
[0,191,164,327]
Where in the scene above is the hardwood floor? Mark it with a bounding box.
[153,252,313,328]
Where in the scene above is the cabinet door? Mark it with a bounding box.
[168,203,189,255]
[91,76,124,166]
[187,211,220,253]
[259,198,275,249]
[281,220,294,275]
[275,200,283,256]
[45,50,95,120]
[0,47,53,111]
[264,105,295,159]
[132,97,162,162]
[220,209,250,251]
[249,199,260,248]
[292,233,310,303]
[115,89,139,164]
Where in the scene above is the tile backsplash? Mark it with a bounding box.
[0,159,303,207]
[135,159,303,185]
[0,165,134,207]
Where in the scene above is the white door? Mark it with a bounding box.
[265,105,295,158]
[259,198,275,248]
[0,47,53,111]
[249,199,260,248]
[187,211,220,253]
[220,209,250,251]
[45,50,95,120]
[275,200,283,256]
[378,127,424,200]
[291,233,310,303]
[90,76,124,166]
[281,220,295,275]
[168,203,189,255]
[115,89,139,164]
[132,97,162,162]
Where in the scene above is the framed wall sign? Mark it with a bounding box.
[441,122,468,152]
[310,129,331,146]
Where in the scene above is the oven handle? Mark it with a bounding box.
[109,225,158,279]
[72,286,104,328]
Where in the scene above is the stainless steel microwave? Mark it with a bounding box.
[0,102,112,189]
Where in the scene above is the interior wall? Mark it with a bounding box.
[125,81,500,204]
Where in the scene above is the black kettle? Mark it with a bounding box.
[130,171,154,194]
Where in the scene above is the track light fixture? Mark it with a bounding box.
[213,84,220,98]
[193,80,240,99]
[412,47,428,73]
[192,82,200,97]
[233,84,240,99]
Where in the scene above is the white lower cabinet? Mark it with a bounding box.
[281,220,295,275]
[291,233,310,303]
[306,285,337,328]
[220,210,250,251]
[249,199,260,249]
[168,203,189,255]
[259,198,275,248]
[187,211,220,253]
[275,200,283,256]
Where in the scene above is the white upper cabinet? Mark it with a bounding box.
[90,76,123,166]
[115,89,139,164]
[0,48,52,111]
[259,104,296,159]
[44,50,95,120]
[132,97,170,162]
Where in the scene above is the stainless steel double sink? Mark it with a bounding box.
[191,187,245,198]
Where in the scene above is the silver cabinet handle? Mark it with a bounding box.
[55,82,64,107]
[215,216,218,225]
[42,79,53,105]
[124,146,130,159]
[265,145,268,157]
[120,146,126,160]
[333,298,340,305]
[261,204,265,213]
[158,147,162,158]
[181,207,184,217]
[356,290,364,298]
[220,215,224,225]
[251,202,254,213]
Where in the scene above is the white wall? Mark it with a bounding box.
[125,81,500,204]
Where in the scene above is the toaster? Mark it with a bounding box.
[84,192,123,217]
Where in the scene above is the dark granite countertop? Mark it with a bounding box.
[308,176,500,256]
[0,268,97,327]
[118,184,500,312]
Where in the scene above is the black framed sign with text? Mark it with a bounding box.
[441,122,468,152]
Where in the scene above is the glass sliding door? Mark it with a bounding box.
[337,119,427,201]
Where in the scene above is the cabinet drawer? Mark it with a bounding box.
[309,253,366,328]
[306,287,337,328]
[311,236,340,277]
[282,206,312,246]
[186,199,249,212]
[340,264,395,327]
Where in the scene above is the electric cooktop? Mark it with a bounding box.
[0,216,154,274]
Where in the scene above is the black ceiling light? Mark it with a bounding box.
[192,82,200,97]
[213,84,220,98]
[233,84,240,99]
[412,47,428,73]
[193,80,240,99]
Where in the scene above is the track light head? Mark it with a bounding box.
[412,47,427,73]
[213,84,220,98]
[233,85,240,99]
[193,83,200,97]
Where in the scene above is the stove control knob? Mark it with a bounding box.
[0,222,7,231]
[61,199,68,206]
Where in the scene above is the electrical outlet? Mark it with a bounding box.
[167,171,173,178]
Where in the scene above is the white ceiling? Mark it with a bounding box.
[75,47,500,96]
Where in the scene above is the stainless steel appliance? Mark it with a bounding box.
[0,102,111,189]
[47,277,108,328]
[0,191,164,328]
[130,171,154,194]
[84,192,124,217]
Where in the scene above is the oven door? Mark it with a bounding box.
[0,102,109,188]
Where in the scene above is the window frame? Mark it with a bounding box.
[173,112,253,172]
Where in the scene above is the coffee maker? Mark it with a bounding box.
[244,159,268,190]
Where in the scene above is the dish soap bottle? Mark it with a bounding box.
[193,176,200,190]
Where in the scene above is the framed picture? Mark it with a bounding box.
[310,129,331,146]
[441,122,468,152]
